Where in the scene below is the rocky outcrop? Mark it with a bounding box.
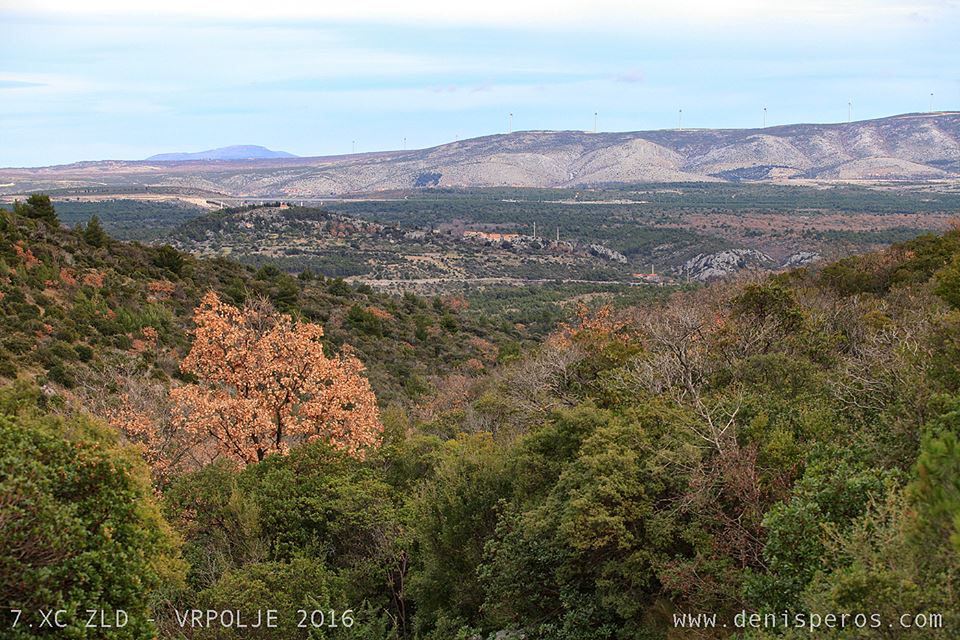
[588,243,628,263]
[681,249,774,281]
[780,251,822,269]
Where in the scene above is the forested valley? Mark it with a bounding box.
[2,196,960,639]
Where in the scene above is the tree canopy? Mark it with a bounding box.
[168,292,382,464]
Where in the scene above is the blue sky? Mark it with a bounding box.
[1,0,958,166]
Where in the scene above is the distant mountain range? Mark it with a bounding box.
[2,112,959,196]
[145,145,297,161]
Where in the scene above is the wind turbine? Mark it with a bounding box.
[678,108,683,130]
[930,92,934,112]
[594,112,598,133]
[763,106,767,128]
[509,113,513,134]
[847,100,852,123]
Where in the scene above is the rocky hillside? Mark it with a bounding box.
[2,112,958,196]
[166,204,638,285]
[679,248,822,281]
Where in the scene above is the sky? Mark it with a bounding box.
[1,0,958,166]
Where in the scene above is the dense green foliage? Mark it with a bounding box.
[353,183,960,214]
[464,281,681,338]
[2,196,959,638]
[155,444,403,639]
[55,199,207,241]
[0,384,184,638]
[326,184,953,260]
[12,194,60,226]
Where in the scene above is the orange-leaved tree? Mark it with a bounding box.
[170,292,381,464]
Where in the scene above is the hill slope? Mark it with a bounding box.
[2,112,958,196]
[5,200,960,640]
[0,204,530,405]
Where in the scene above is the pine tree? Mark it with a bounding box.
[83,215,108,247]
[154,244,184,274]
[14,193,59,226]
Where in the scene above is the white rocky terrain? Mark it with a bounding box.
[780,251,822,269]
[680,249,775,281]
[681,249,827,281]
[2,112,958,197]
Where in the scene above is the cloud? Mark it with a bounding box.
[90,98,173,115]
[0,79,45,88]
[616,69,645,84]
[1,0,956,166]
[5,0,956,30]
[0,72,91,94]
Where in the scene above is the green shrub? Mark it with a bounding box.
[154,244,185,275]
[189,559,342,640]
[75,344,94,362]
[46,363,76,388]
[0,397,184,639]
[0,354,16,378]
